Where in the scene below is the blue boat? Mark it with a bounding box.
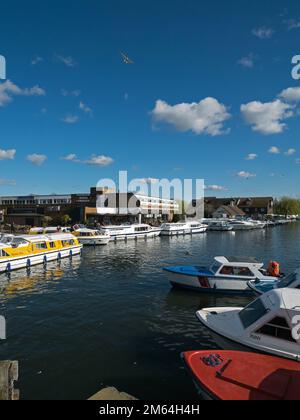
[163,256,280,295]
[248,270,300,295]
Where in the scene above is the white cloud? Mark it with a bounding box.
[296,159,300,165]
[61,89,81,97]
[279,87,300,102]
[31,56,43,66]
[241,99,294,135]
[205,184,228,191]
[236,171,256,178]
[0,149,16,160]
[268,146,280,154]
[139,178,159,185]
[0,80,45,107]
[79,101,92,115]
[84,155,114,167]
[55,55,76,67]
[61,154,114,166]
[61,115,79,124]
[27,154,47,166]
[61,154,80,162]
[238,54,256,68]
[246,153,258,161]
[252,27,274,39]
[152,97,231,136]
[285,148,296,156]
[285,19,300,31]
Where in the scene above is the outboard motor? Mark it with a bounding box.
[268,261,280,277]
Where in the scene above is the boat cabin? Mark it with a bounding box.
[239,289,300,350]
[210,256,268,280]
[198,289,300,360]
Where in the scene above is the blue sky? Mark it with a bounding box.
[1,0,300,198]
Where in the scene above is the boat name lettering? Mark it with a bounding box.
[250,334,261,341]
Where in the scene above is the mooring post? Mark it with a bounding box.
[0,361,19,400]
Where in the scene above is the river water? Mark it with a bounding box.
[0,223,299,400]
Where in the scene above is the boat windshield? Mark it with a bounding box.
[1,236,13,244]
[278,272,298,289]
[239,298,269,329]
[211,262,222,274]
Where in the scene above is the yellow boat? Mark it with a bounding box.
[0,233,82,273]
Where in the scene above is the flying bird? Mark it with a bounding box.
[121,52,134,65]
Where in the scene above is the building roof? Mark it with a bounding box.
[213,205,246,217]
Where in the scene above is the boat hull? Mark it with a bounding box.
[161,227,207,236]
[182,350,300,400]
[77,237,110,246]
[164,270,253,294]
[0,245,82,273]
[109,229,161,241]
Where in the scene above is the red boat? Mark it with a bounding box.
[183,350,300,400]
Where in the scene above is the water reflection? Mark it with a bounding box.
[0,256,82,298]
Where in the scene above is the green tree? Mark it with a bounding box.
[42,216,53,227]
[60,214,72,226]
[172,200,187,223]
[274,197,300,216]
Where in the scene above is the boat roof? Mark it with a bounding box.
[102,224,151,228]
[20,233,76,242]
[258,288,300,315]
[215,256,262,265]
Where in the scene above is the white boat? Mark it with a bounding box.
[227,220,255,231]
[163,256,280,294]
[248,220,266,229]
[0,233,82,273]
[196,288,300,361]
[208,221,233,232]
[248,269,300,295]
[100,224,161,241]
[72,227,110,246]
[161,221,207,236]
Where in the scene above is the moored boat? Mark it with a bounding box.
[248,269,300,295]
[208,221,233,231]
[160,221,207,236]
[196,288,300,361]
[163,256,280,294]
[72,226,110,246]
[227,220,255,231]
[0,233,82,273]
[182,350,300,400]
[100,224,161,241]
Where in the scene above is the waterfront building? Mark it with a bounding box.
[190,197,274,219]
[0,189,180,227]
[84,190,180,225]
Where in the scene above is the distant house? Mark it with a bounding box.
[213,205,246,219]
[236,197,274,219]
[189,196,274,219]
